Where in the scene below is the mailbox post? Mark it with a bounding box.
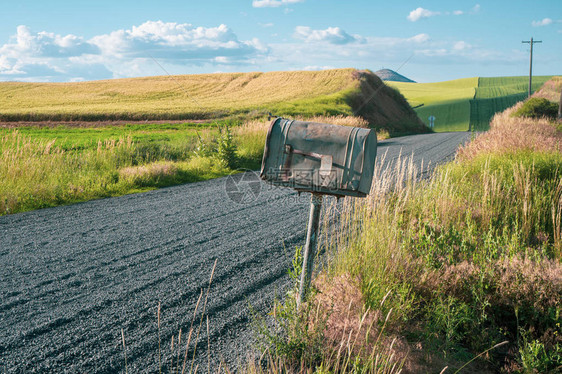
[298,193,323,304]
[260,118,377,306]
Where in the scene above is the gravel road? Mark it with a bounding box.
[0,132,471,373]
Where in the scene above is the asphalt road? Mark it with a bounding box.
[0,131,471,373]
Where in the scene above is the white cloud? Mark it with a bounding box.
[0,21,268,82]
[266,32,434,74]
[0,59,112,82]
[293,26,360,44]
[414,39,524,66]
[532,18,553,27]
[0,25,99,59]
[408,33,430,43]
[252,0,303,8]
[90,21,266,62]
[408,5,480,21]
[259,22,274,28]
[407,8,440,22]
[453,41,471,50]
[0,55,11,70]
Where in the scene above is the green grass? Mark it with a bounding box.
[387,78,476,132]
[1,122,214,151]
[389,76,553,132]
[0,120,263,215]
[470,76,552,131]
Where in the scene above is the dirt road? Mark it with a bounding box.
[0,132,471,373]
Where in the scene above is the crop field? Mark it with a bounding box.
[470,76,552,131]
[388,78,476,132]
[0,69,358,122]
[389,76,552,132]
[0,68,426,136]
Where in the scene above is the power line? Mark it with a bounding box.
[522,37,542,98]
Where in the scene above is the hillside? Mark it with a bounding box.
[470,76,552,131]
[374,69,416,83]
[388,78,477,132]
[0,69,427,136]
[388,76,552,132]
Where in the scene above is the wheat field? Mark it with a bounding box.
[0,69,359,121]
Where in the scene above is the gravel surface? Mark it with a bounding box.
[0,132,471,373]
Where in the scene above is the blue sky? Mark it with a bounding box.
[0,0,560,83]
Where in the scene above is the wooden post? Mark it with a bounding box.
[297,193,323,307]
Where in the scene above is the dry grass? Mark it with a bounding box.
[298,115,369,128]
[0,129,231,215]
[533,76,562,102]
[119,162,178,183]
[457,103,561,161]
[0,69,358,121]
[419,256,562,317]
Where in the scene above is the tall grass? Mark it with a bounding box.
[327,101,561,371]
[0,115,376,215]
[259,95,562,372]
[0,129,229,215]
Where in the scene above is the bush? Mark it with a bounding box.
[514,98,558,120]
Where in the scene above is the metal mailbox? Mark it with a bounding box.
[260,118,377,197]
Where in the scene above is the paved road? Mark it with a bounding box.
[0,132,471,373]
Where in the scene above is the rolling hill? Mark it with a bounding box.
[388,76,552,132]
[0,69,428,136]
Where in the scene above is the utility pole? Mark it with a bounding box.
[522,37,542,98]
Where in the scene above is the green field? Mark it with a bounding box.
[470,76,552,131]
[389,76,552,132]
[388,78,476,132]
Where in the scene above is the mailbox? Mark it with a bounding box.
[260,118,377,197]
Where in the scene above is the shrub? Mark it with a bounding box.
[216,125,238,169]
[514,97,558,120]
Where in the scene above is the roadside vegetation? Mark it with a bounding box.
[254,79,562,373]
[0,115,374,215]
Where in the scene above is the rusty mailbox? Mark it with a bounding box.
[260,117,377,306]
[260,118,377,197]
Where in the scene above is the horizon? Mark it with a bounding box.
[0,0,561,83]
[0,67,557,85]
